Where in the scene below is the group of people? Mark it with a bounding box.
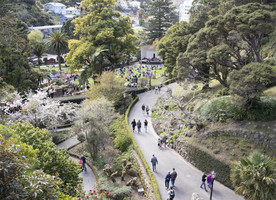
[141,104,150,115]
[131,119,148,133]
[200,173,214,192]
[150,154,177,200]
[157,135,168,148]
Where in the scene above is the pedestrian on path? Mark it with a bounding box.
[155,86,158,94]
[81,155,87,172]
[146,105,150,116]
[171,168,177,187]
[162,135,168,148]
[200,174,208,192]
[131,119,136,132]
[167,186,175,200]
[142,104,145,114]
[144,119,148,132]
[207,174,213,189]
[137,120,142,133]
[151,154,158,172]
[165,171,171,190]
[158,138,161,148]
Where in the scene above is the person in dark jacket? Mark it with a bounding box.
[81,155,87,172]
[144,119,148,132]
[200,174,208,192]
[165,171,172,190]
[131,119,136,132]
[137,120,142,133]
[151,154,158,172]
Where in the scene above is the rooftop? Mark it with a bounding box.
[46,2,66,7]
[28,25,62,30]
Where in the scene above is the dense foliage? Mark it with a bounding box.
[66,0,138,74]
[146,0,178,43]
[231,151,276,200]
[0,18,40,92]
[0,122,81,197]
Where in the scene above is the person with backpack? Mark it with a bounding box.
[171,168,177,187]
[200,173,208,192]
[144,119,148,132]
[137,120,142,133]
[131,119,136,132]
[165,171,171,190]
[207,173,213,189]
[167,186,175,200]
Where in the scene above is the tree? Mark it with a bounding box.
[74,97,116,159]
[0,17,40,92]
[0,123,81,196]
[66,0,138,75]
[229,62,273,109]
[33,43,45,69]
[47,31,68,71]
[231,151,276,200]
[0,134,63,200]
[61,17,78,39]
[157,21,193,75]
[146,0,178,43]
[28,30,44,45]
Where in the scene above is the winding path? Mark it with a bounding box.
[128,84,244,200]
[57,136,96,193]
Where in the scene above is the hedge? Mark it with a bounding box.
[124,97,161,200]
[182,142,234,189]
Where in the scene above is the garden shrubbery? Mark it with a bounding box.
[198,96,276,121]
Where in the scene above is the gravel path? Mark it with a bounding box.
[128,84,244,200]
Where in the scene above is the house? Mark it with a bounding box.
[44,2,66,15]
[179,0,193,22]
[66,7,80,15]
[28,25,62,38]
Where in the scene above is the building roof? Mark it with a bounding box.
[28,25,62,30]
[46,2,66,7]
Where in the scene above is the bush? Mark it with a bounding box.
[198,96,276,121]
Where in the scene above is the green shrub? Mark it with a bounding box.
[128,166,138,176]
[213,149,220,154]
[198,96,276,121]
[111,186,132,200]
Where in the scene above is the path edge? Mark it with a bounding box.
[125,97,161,200]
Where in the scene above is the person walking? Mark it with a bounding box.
[151,154,158,172]
[144,119,148,132]
[155,86,158,94]
[207,173,213,189]
[171,168,177,187]
[200,174,208,192]
[165,171,171,190]
[167,186,175,200]
[141,104,145,114]
[81,155,87,172]
[137,120,142,133]
[146,105,150,116]
[158,138,161,148]
[162,135,168,148]
[131,119,136,132]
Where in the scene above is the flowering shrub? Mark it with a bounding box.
[76,186,109,200]
[1,86,78,129]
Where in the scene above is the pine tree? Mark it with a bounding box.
[146,0,178,43]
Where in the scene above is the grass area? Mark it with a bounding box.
[115,65,167,88]
[34,64,73,74]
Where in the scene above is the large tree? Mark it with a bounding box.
[0,17,40,92]
[66,0,138,75]
[231,151,276,200]
[146,0,178,43]
[47,32,68,71]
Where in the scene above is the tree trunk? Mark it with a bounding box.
[58,54,61,71]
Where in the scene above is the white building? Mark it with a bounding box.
[66,7,80,15]
[44,2,66,15]
[179,0,193,22]
[140,45,161,63]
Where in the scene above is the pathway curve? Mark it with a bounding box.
[128,84,244,200]
[57,136,96,193]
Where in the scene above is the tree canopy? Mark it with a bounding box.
[66,0,138,75]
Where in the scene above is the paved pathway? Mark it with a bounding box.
[57,136,96,194]
[128,84,244,200]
